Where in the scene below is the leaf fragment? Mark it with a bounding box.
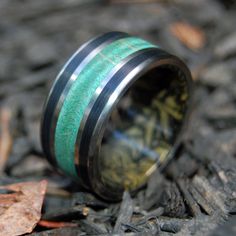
[169,22,206,51]
[0,180,48,236]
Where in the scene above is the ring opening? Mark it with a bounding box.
[98,64,189,192]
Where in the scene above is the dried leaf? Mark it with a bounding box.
[0,107,13,173]
[169,22,206,51]
[0,180,48,236]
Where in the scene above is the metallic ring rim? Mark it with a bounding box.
[78,48,192,199]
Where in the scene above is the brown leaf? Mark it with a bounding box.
[169,22,206,51]
[0,107,13,173]
[0,180,48,236]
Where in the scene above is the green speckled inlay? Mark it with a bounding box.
[55,36,157,177]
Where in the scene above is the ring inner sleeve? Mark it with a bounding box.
[98,65,189,191]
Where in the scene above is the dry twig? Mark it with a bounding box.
[0,107,13,173]
[38,220,77,229]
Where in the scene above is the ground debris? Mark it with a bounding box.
[72,192,109,209]
[169,21,206,51]
[0,0,235,235]
[38,220,77,229]
[30,227,84,236]
[113,191,134,233]
[79,219,108,235]
[0,180,47,236]
[159,217,184,233]
[214,32,236,59]
[192,176,227,215]
[159,182,186,217]
[42,205,89,221]
[176,179,201,217]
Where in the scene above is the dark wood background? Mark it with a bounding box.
[0,0,235,235]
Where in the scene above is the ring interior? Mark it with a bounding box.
[96,64,189,194]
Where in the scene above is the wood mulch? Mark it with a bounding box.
[0,0,235,235]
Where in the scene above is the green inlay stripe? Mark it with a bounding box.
[55,36,157,177]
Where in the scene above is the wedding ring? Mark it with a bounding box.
[41,32,192,200]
